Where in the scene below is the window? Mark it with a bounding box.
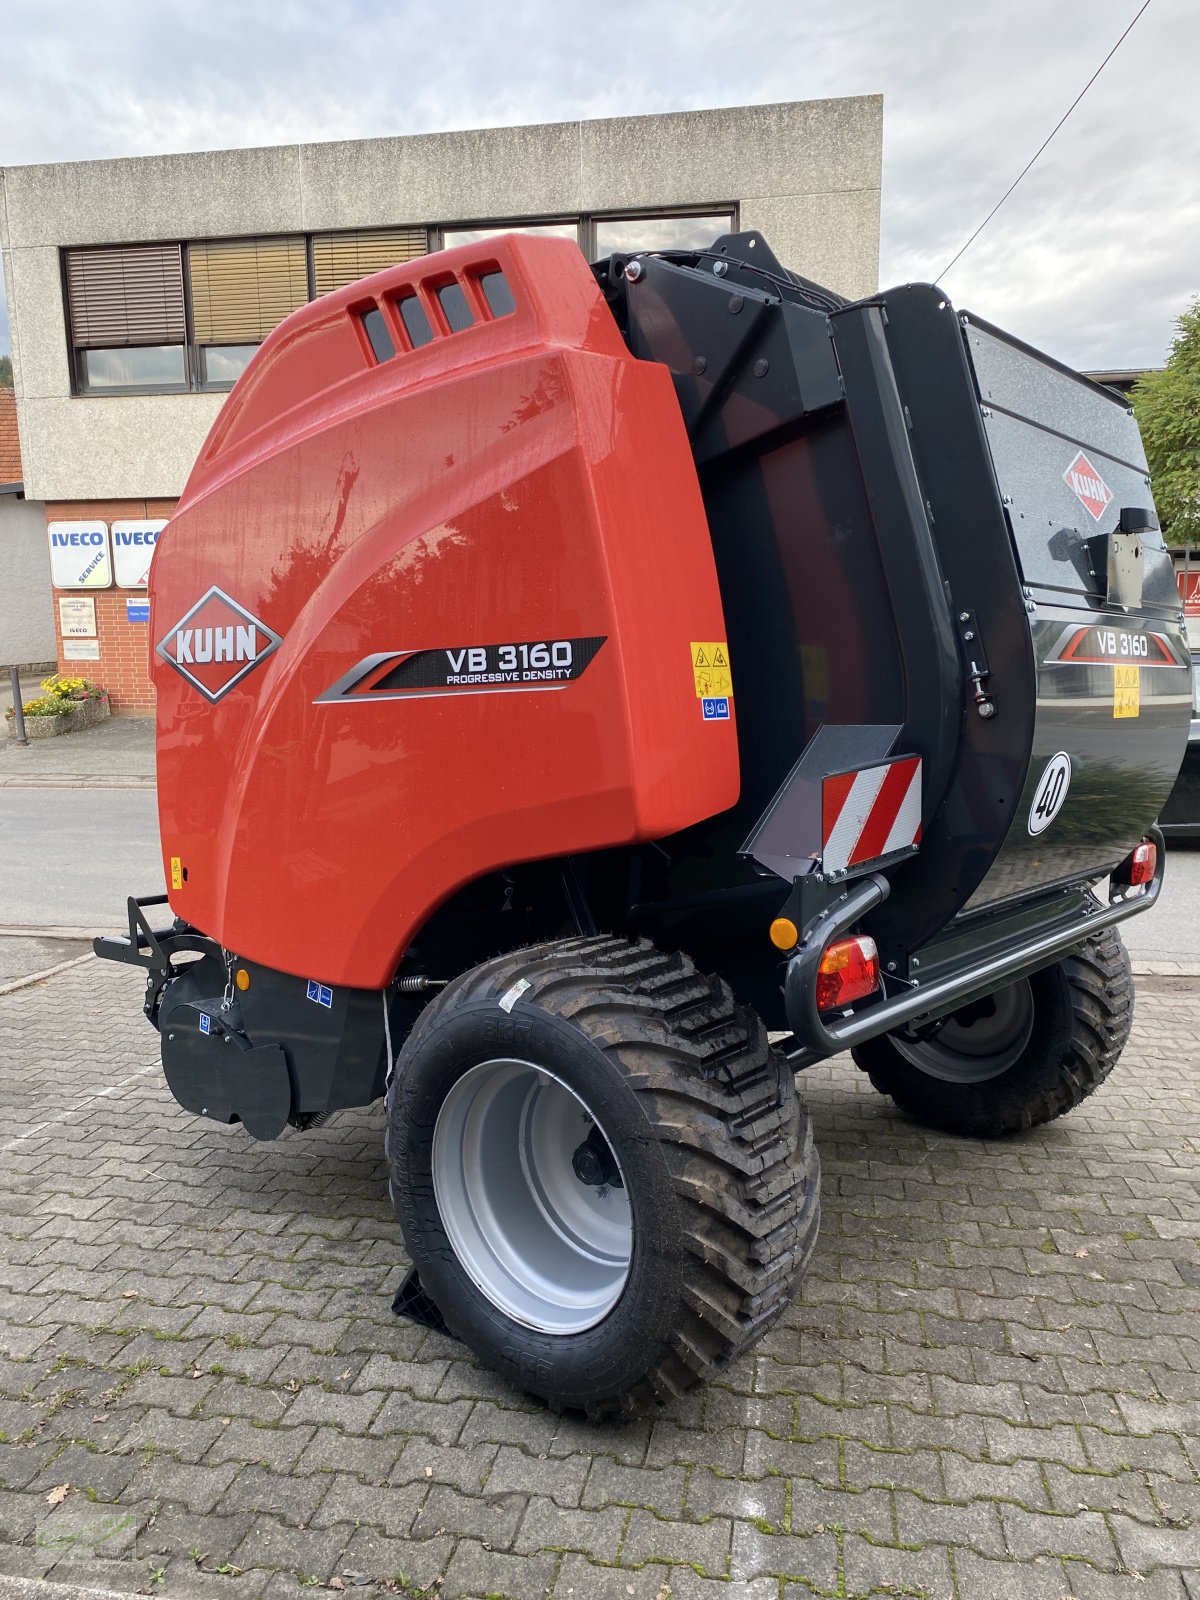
[312,228,427,296]
[63,211,734,396]
[199,345,259,386]
[80,346,188,390]
[65,228,430,395]
[66,244,187,394]
[442,221,580,249]
[593,213,733,255]
[188,236,308,344]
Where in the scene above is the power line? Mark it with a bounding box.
[938,0,1152,280]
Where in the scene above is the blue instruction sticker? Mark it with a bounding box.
[306,980,334,1009]
[199,1013,211,1035]
[702,697,730,721]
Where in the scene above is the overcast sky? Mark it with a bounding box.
[1,0,1196,370]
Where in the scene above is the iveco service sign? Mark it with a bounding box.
[156,587,283,703]
[47,522,113,589]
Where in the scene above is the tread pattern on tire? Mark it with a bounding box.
[858,927,1134,1138]
[391,933,820,1419]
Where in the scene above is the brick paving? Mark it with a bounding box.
[0,958,1197,1600]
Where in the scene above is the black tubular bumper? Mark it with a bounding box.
[784,827,1165,1066]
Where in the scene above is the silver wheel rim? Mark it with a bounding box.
[431,1058,633,1334]
[892,979,1036,1084]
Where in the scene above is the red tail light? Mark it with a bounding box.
[1114,839,1157,888]
[816,935,880,1012]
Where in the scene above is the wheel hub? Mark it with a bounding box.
[431,1058,632,1334]
[892,978,1036,1084]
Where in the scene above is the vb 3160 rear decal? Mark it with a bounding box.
[317,637,607,702]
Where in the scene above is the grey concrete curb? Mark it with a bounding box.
[1130,959,1200,978]
[0,951,97,997]
[0,776,155,790]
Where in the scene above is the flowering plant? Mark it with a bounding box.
[6,675,110,718]
[40,674,108,703]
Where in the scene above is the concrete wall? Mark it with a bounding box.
[1,97,882,504]
[0,494,55,667]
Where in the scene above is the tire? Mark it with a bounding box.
[851,927,1134,1138]
[385,934,819,1418]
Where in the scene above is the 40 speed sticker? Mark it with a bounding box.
[1028,752,1072,837]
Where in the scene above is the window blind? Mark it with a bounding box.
[188,236,308,343]
[311,228,427,296]
[66,244,186,347]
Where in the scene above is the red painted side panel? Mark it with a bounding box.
[150,235,738,988]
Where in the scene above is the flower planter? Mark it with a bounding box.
[6,695,111,739]
[64,695,111,732]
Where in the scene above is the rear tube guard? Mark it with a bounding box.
[785,826,1165,1067]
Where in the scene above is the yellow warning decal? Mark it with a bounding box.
[170,856,184,890]
[691,641,733,699]
[1113,664,1140,719]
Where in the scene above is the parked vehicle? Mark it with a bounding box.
[1158,667,1200,839]
[96,231,1191,1416]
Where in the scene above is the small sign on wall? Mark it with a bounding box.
[112,520,167,589]
[63,639,101,662]
[58,596,97,638]
[48,522,112,589]
[125,598,150,623]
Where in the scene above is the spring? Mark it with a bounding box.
[393,975,448,993]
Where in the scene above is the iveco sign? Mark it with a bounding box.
[112,520,168,588]
[47,521,112,589]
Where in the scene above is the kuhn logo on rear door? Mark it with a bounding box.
[1063,450,1114,523]
[156,587,283,703]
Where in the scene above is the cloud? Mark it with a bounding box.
[1,0,1196,371]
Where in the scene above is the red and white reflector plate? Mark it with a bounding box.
[821,756,922,875]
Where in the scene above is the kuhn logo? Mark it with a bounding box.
[156,587,282,703]
[1063,451,1114,523]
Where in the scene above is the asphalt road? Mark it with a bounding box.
[0,787,1196,976]
[0,786,164,935]
[1127,836,1200,964]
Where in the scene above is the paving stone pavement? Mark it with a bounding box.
[0,959,1198,1600]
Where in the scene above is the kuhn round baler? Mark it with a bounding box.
[97,231,1191,1416]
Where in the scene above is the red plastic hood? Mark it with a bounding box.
[150,234,738,987]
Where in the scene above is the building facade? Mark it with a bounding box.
[0,387,55,672]
[0,97,883,710]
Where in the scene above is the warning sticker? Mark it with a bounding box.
[691,641,733,699]
[170,856,183,890]
[1113,664,1140,719]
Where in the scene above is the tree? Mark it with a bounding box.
[1132,299,1200,545]
[0,354,12,388]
